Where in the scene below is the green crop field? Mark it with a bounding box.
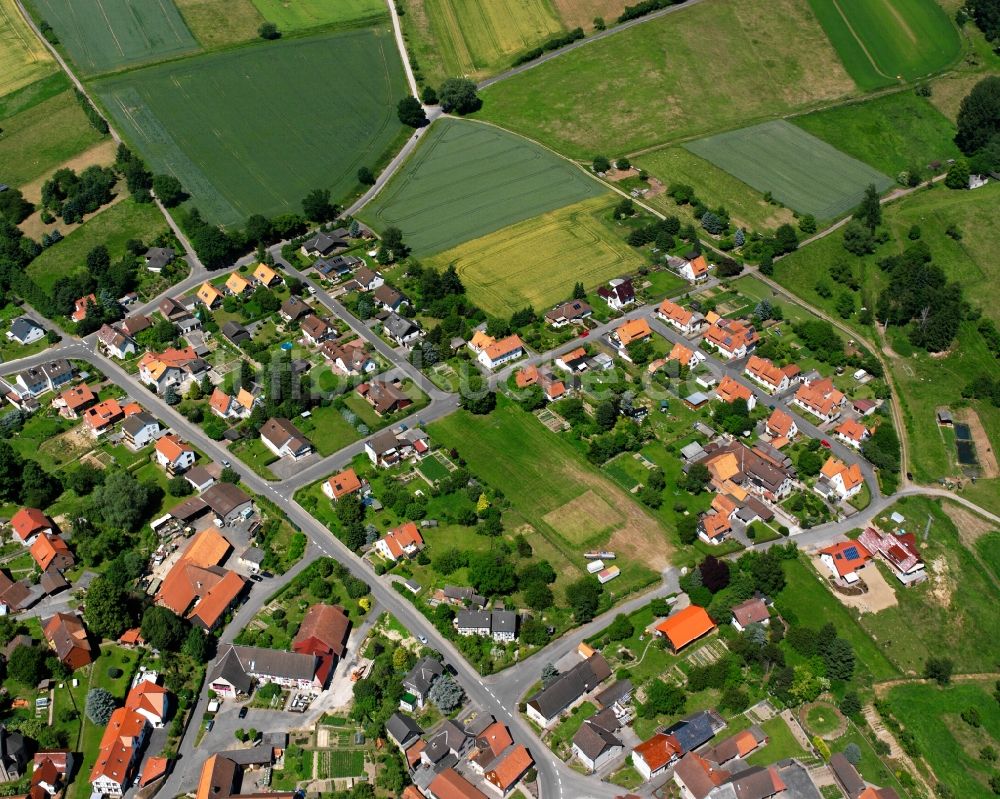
[635,147,796,233]
[793,90,961,176]
[250,0,387,31]
[95,28,407,227]
[888,681,1000,798]
[426,196,642,317]
[804,0,959,90]
[400,0,564,85]
[26,0,198,75]
[476,0,856,157]
[0,79,107,187]
[27,199,168,291]
[685,120,893,219]
[360,117,607,255]
[174,0,263,49]
[0,0,56,97]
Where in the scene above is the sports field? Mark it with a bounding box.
[360,118,608,255]
[94,28,407,227]
[0,0,55,97]
[477,0,855,157]
[250,0,386,31]
[401,0,564,84]
[27,0,198,75]
[425,196,642,316]
[793,90,961,176]
[174,0,263,48]
[804,0,959,90]
[684,120,893,220]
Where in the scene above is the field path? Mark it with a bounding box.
[830,0,896,82]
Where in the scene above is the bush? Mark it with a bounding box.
[258,22,280,39]
[86,688,117,724]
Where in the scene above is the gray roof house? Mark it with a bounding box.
[144,247,175,272]
[6,317,44,346]
[526,653,611,727]
[402,656,443,708]
[422,720,469,764]
[222,321,251,346]
[386,713,423,751]
[382,312,421,346]
[207,644,321,697]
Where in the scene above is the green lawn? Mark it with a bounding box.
[298,405,360,456]
[975,531,1000,582]
[0,79,107,187]
[26,199,168,291]
[684,120,893,220]
[94,27,407,226]
[25,0,198,75]
[857,497,1000,674]
[829,723,913,798]
[229,437,279,480]
[550,701,596,749]
[746,716,810,767]
[476,0,857,157]
[803,0,960,90]
[635,147,796,234]
[792,90,961,177]
[361,117,607,256]
[887,681,1000,799]
[774,556,900,681]
[250,0,386,31]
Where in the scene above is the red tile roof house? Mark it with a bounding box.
[858,527,927,585]
[71,294,97,323]
[484,743,534,796]
[84,398,125,436]
[125,676,171,728]
[654,605,717,653]
[730,597,770,632]
[155,434,197,475]
[53,383,97,419]
[30,534,74,572]
[714,375,756,411]
[702,318,759,360]
[631,731,683,781]
[765,408,797,442]
[698,513,732,546]
[657,299,706,335]
[427,767,489,799]
[374,522,424,562]
[356,380,412,416]
[477,334,526,371]
[44,613,94,671]
[792,377,846,423]
[744,356,794,394]
[322,468,365,501]
[292,603,351,687]
[89,706,150,796]
[11,507,54,546]
[819,540,872,585]
[817,457,865,501]
[835,418,871,450]
[678,254,711,283]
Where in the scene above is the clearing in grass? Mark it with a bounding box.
[803,0,960,91]
[25,0,198,75]
[360,117,607,255]
[0,0,56,98]
[95,28,407,227]
[476,0,855,157]
[429,400,666,591]
[886,681,1000,798]
[0,83,107,187]
[635,147,795,233]
[424,196,641,317]
[399,0,564,86]
[174,0,263,49]
[550,0,630,29]
[685,120,893,220]
[792,90,961,176]
[27,199,167,292]
[250,0,387,32]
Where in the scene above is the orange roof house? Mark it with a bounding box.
[686,254,709,278]
[427,768,488,799]
[479,334,525,368]
[140,756,170,787]
[58,383,96,416]
[703,318,759,359]
[819,540,871,583]
[292,604,351,686]
[31,533,74,571]
[667,341,703,368]
[468,331,494,352]
[71,294,97,322]
[615,318,652,347]
[699,513,732,545]
[253,263,278,286]
[745,356,791,392]
[155,528,245,630]
[515,365,539,388]
[196,282,222,308]
[188,571,246,630]
[655,605,717,652]
[658,299,697,329]
[323,468,363,501]
[225,273,251,295]
[11,507,52,544]
[84,398,124,433]
[835,418,870,448]
[89,706,149,792]
[632,732,683,777]
[820,457,864,499]
[765,408,796,440]
[125,680,170,727]
[793,378,845,421]
[715,375,754,408]
[485,743,533,794]
[375,521,424,561]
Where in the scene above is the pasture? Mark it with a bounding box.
[804,0,960,90]
[551,0,630,29]
[400,0,564,85]
[793,90,961,176]
[477,0,855,157]
[251,0,386,31]
[94,28,407,227]
[429,400,664,594]
[360,118,607,255]
[174,0,263,48]
[425,196,642,316]
[26,0,198,75]
[0,0,56,98]
[684,120,893,219]
[635,147,795,232]
[0,81,107,187]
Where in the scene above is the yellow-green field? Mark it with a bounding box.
[636,147,795,232]
[401,0,564,84]
[175,0,263,49]
[0,0,55,97]
[426,196,644,316]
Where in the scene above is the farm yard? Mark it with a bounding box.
[792,90,961,176]
[360,117,607,255]
[399,0,563,85]
[684,120,893,219]
[25,0,198,75]
[249,0,387,32]
[476,0,856,157]
[425,196,642,316]
[803,0,960,90]
[94,27,408,227]
[0,0,55,97]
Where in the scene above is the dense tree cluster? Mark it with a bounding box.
[437,79,481,114]
[0,439,62,509]
[956,75,1000,175]
[41,166,116,224]
[511,27,584,66]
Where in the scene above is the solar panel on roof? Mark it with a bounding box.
[844,546,859,560]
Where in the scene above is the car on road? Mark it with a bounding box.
[820,439,831,449]
[418,635,427,644]
[205,720,214,732]
[239,706,248,719]
[222,459,231,467]
[578,329,589,338]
